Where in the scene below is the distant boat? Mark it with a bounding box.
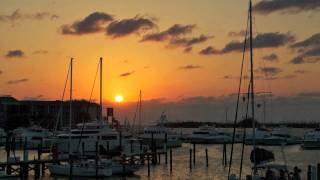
[48,159,112,177]
[139,112,182,148]
[245,127,271,145]
[263,126,301,146]
[189,125,236,144]
[12,125,52,149]
[302,128,320,149]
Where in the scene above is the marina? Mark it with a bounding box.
[1,0,320,179]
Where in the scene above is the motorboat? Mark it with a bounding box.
[302,128,320,149]
[263,127,301,145]
[12,126,52,149]
[139,113,182,148]
[48,159,112,177]
[245,128,271,145]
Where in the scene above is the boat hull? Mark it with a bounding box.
[48,164,112,177]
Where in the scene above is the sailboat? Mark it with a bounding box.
[48,58,113,177]
[228,1,289,179]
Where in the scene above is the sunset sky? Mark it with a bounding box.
[1,0,320,123]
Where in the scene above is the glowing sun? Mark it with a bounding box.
[115,95,124,103]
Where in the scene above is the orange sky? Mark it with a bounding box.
[1,0,320,103]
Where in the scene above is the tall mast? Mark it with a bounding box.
[69,58,73,156]
[138,90,142,130]
[249,0,257,173]
[100,57,103,122]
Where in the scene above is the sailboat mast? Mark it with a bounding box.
[249,0,257,173]
[138,90,142,130]
[100,57,103,122]
[69,58,73,156]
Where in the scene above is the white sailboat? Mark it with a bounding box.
[48,58,113,177]
[263,126,301,145]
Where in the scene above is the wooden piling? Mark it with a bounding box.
[170,149,172,173]
[189,148,192,171]
[119,131,122,151]
[205,148,208,167]
[165,133,168,165]
[34,163,40,179]
[193,143,196,165]
[82,142,85,156]
[223,143,227,167]
[158,153,161,164]
[122,154,126,176]
[147,154,150,177]
[130,140,133,153]
[317,163,320,180]
[308,165,311,180]
[69,158,73,180]
[95,141,98,179]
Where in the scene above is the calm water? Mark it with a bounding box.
[1,128,319,180]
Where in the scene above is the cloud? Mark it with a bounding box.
[199,46,220,55]
[253,0,320,15]
[169,34,212,48]
[184,46,193,53]
[7,78,29,85]
[291,33,320,51]
[5,50,24,58]
[179,65,202,70]
[228,30,246,37]
[294,70,307,74]
[220,32,295,54]
[290,47,320,64]
[298,92,320,98]
[141,24,195,42]
[0,9,58,24]
[33,50,48,54]
[262,53,279,62]
[119,71,135,77]
[106,16,156,38]
[61,12,113,35]
[257,67,282,76]
[23,95,45,101]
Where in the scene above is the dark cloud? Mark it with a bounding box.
[258,67,282,76]
[253,0,320,15]
[23,95,45,101]
[169,35,212,47]
[220,32,295,54]
[0,9,58,24]
[106,16,156,38]
[262,53,279,62]
[294,70,307,74]
[184,46,193,53]
[61,12,113,35]
[33,50,48,54]
[141,24,195,42]
[5,50,24,58]
[179,65,202,70]
[199,46,220,55]
[228,30,246,37]
[290,47,320,64]
[291,33,320,50]
[298,92,320,98]
[119,71,135,77]
[7,78,29,85]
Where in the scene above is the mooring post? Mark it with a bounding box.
[119,130,122,151]
[158,153,161,164]
[193,143,196,165]
[130,140,133,154]
[147,153,150,177]
[189,148,192,171]
[107,141,110,152]
[23,137,28,161]
[95,141,98,179]
[170,149,172,173]
[223,143,227,167]
[82,142,85,156]
[165,133,168,165]
[205,148,209,167]
[34,162,40,179]
[122,154,126,176]
[69,158,73,180]
[5,135,11,175]
[317,163,320,180]
[308,165,312,180]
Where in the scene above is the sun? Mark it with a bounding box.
[114,95,124,103]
